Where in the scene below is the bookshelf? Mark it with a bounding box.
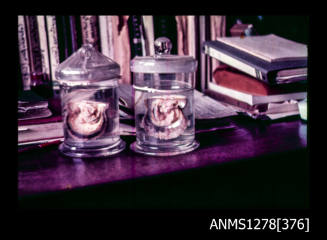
[18,15,309,96]
[17,15,225,95]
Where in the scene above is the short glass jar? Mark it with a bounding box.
[130,37,199,156]
[55,44,125,158]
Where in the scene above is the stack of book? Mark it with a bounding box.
[18,90,64,147]
[202,34,308,120]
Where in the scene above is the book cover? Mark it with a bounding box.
[217,34,307,63]
[46,16,60,89]
[18,101,52,121]
[203,38,307,84]
[18,15,31,90]
[208,81,306,106]
[205,89,300,120]
[24,16,43,74]
[18,121,64,146]
[18,90,52,121]
[275,68,307,84]
[80,15,101,51]
[230,23,253,37]
[213,64,307,96]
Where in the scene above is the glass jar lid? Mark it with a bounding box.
[130,37,197,73]
[55,44,120,85]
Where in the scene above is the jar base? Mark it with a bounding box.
[59,139,126,158]
[130,140,199,156]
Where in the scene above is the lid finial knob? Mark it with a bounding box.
[154,37,172,55]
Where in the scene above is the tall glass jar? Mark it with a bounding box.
[130,37,199,156]
[55,44,125,158]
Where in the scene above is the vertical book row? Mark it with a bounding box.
[18,15,216,91]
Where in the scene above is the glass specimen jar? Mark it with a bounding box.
[55,44,125,158]
[130,37,199,156]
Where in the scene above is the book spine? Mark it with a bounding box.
[46,16,60,89]
[62,16,73,58]
[80,15,101,51]
[139,18,146,57]
[17,45,23,92]
[107,16,115,59]
[25,16,43,74]
[74,15,83,49]
[203,43,266,82]
[208,81,307,105]
[99,15,109,57]
[251,91,307,105]
[208,81,253,105]
[204,37,308,85]
[187,15,196,59]
[210,16,226,73]
[129,15,144,58]
[36,15,51,79]
[55,15,67,62]
[99,15,115,59]
[111,16,131,84]
[199,15,209,91]
[175,15,188,55]
[142,16,154,56]
[69,16,78,52]
[18,15,31,90]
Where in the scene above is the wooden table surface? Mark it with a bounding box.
[18,116,308,209]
